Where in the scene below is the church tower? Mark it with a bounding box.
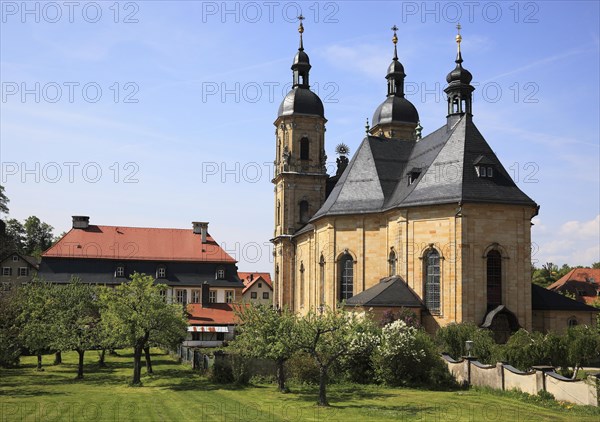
[272,17,328,309]
[369,26,419,140]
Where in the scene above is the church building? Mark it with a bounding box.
[271,21,545,336]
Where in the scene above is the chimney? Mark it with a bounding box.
[201,281,210,306]
[72,216,90,229]
[192,221,209,244]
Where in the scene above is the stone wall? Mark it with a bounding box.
[442,354,599,407]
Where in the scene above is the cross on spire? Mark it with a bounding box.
[391,24,398,59]
[455,22,462,53]
[298,14,305,50]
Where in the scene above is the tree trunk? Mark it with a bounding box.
[144,346,153,375]
[132,346,143,385]
[36,354,43,371]
[98,349,106,367]
[53,351,62,365]
[76,349,85,379]
[276,358,287,392]
[317,365,329,406]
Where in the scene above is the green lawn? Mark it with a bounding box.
[1,350,598,421]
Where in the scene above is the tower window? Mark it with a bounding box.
[486,250,502,309]
[424,249,441,314]
[300,137,309,160]
[339,253,354,300]
[299,200,309,224]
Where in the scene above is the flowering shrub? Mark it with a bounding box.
[372,320,448,386]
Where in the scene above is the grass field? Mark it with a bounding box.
[1,350,598,421]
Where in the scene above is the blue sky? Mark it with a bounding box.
[1,1,598,271]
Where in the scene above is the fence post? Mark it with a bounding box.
[463,356,477,386]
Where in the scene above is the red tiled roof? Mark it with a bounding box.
[547,268,600,305]
[238,272,273,294]
[548,268,600,290]
[186,303,245,325]
[43,225,236,263]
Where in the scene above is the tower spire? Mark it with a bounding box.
[444,23,475,119]
[391,24,399,60]
[298,14,305,51]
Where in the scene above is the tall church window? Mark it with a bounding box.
[319,254,325,306]
[487,250,502,308]
[300,262,305,307]
[339,253,354,300]
[300,137,309,160]
[388,249,397,276]
[424,249,440,313]
[299,201,309,224]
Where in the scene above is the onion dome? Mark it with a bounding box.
[444,24,475,116]
[278,15,324,118]
[371,25,419,128]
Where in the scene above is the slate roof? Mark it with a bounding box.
[345,276,424,308]
[0,252,40,269]
[531,284,599,312]
[311,115,537,221]
[43,225,236,263]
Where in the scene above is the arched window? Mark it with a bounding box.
[568,317,578,328]
[339,253,354,300]
[486,250,502,308]
[424,249,440,313]
[299,200,309,224]
[300,137,309,160]
[300,262,305,307]
[388,249,397,276]
[319,254,325,306]
[216,267,225,279]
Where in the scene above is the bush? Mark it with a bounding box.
[503,329,566,371]
[285,352,320,384]
[436,322,498,364]
[208,352,250,385]
[372,320,452,387]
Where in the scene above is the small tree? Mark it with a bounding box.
[563,325,600,379]
[51,279,101,379]
[233,304,299,392]
[16,279,55,370]
[436,322,498,363]
[296,307,372,406]
[0,288,22,367]
[100,273,187,385]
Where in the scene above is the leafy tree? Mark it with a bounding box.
[100,273,187,385]
[436,322,498,364]
[592,262,600,269]
[4,218,26,254]
[532,262,560,287]
[233,304,299,392]
[0,288,22,367]
[51,279,102,379]
[23,216,54,258]
[563,325,600,379]
[0,184,8,215]
[16,280,56,370]
[503,329,567,371]
[296,307,372,406]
